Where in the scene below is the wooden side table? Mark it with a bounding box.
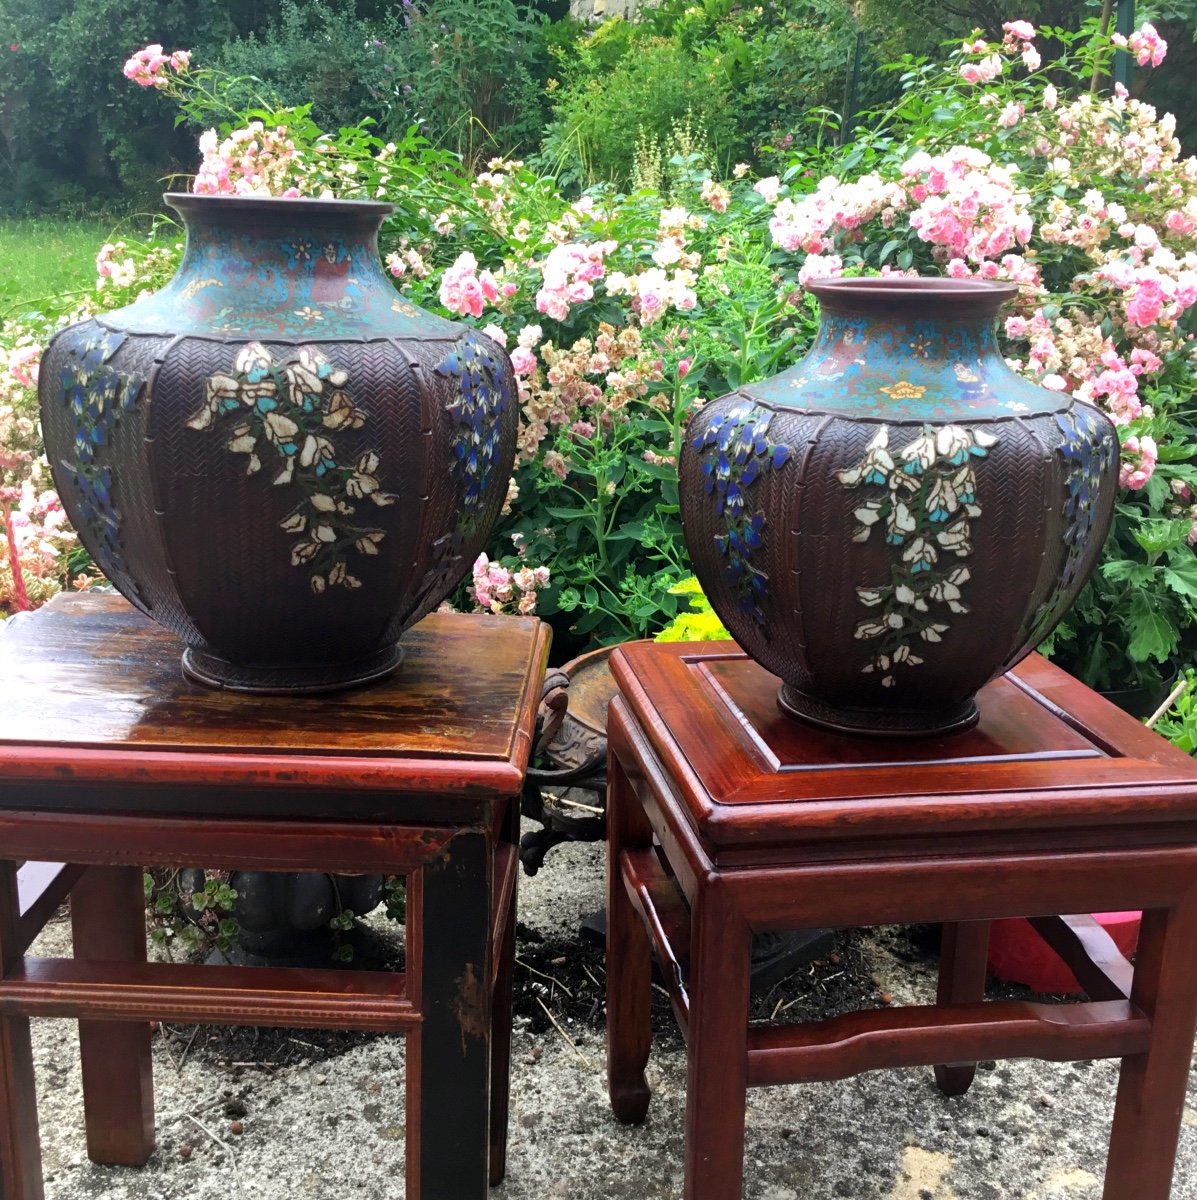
[605,640,1197,1200]
[0,593,549,1200]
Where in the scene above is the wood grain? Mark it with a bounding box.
[606,637,1197,1200]
[0,594,547,1200]
[0,593,542,759]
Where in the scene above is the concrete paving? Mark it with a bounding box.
[23,840,1197,1200]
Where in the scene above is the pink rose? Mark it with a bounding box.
[510,347,537,376]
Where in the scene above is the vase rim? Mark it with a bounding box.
[806,277,1019,310]
[163,192,396,219]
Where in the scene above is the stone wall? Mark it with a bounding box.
[569,0,656,20]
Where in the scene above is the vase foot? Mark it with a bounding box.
[182,644,404,694]
[777,684,980,737]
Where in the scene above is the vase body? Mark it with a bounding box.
[39,194,517,692]
[679,278,1120,735]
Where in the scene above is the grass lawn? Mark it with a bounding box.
[0,216,147,317]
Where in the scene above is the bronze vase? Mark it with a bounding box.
[39,194,517,693]
[679,278,1120,735]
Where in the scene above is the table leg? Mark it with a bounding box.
[0,861,44,1200]
[489,806,518,1186]
[1104,900,1197,1200]
[606,746,654,1125]
[406,830,493,1200]
[933,920,991,1097]
[68,866,155,1166]
[684,883,751,1200]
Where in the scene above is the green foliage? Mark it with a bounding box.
[654,577,731,642]
[510,356,696,645]
[540,35,733,189]
[144,868,239,958]
[539,0,883,190]
[1150,669,1197,753]
[214,0,398,137]
[0,0,260,213]
[384,875,407,924]
[381,0,551,165]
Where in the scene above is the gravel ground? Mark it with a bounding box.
[21,840,1197,1200]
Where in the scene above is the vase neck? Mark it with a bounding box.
[810,309,1002,368]
[97,196,459,343]
[742,292,1060,422]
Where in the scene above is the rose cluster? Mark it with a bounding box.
[470,552,550,616]
[122,44,190,89]
[193,124,302,198]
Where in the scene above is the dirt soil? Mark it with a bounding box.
[24,840,1197,1200]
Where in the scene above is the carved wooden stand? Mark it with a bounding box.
[606,640,1197,1200]
[0,593,549,1200]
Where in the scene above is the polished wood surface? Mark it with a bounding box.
[2,593,541,758]
[0,594,547,820]
[606,639,1197,1200]
[0,594,550,1200]
[610,642,1197,861]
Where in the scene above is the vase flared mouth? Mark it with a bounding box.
[164,192,396,220]
[806,276,1018,317]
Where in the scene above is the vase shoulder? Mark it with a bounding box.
[104,196,459,343]
[748,311,1062,423]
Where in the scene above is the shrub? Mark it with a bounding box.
[214,1,399,138]
[538,0,884,190]
[0,0,270,214]
[8,19,1197,704]
[381,0,551,166]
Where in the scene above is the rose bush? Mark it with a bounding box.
[4,16,1196,705]
[752,17,1197,692]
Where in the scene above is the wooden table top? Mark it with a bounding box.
[610,641,1197,860]
[0,594,550,814]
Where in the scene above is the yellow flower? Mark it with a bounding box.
[879,380,927,400]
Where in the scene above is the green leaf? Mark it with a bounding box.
[1133,517,1193,556]
[1164,554,1197,599]
[634,459,677,481]
[571,609,608,636]
[1127,591,1178,663]
[1101,560,1156,586]
[544,505,591,520]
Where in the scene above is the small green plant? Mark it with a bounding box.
[654,577,732,642]
[1148,671,1197,754]
[384,875,407,924]
[144,869,239,959]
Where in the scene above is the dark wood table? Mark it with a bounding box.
[605,640,1197,1200]
[0,593,549,1200]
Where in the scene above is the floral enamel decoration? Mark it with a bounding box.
[57,328,144,596]
[435,332,513,524]
[693,399,790,625]
[878,380,927,401]
[1055,405,1119,589]
[414,331,515,604]
[187,342,393,593]
[837,423,997,686]
[1022,404,1120,647]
